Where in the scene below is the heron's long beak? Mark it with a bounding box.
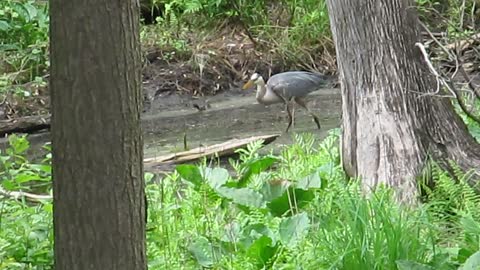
[242,80,254,90]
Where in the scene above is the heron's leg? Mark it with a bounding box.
[285,101,293,132]
[291,100,296,129]
[294,97,321,129]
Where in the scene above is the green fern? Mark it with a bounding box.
[423,160,480,226]
[183,0,202,14]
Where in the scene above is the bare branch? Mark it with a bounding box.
[0,186,52,202]
[414,42,455,98]
[415,27,480,126]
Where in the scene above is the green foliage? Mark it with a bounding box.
[415,0,479,36]
[0,134,51,192]
[0,201,53,270]
[0,134,53,269]
[0,0,49,90]
[146,131,480,269]
[2,132,480,269]
[423,161,480,222]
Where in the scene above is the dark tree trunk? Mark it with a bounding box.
[326,0,480,203]
[50,0,146,269]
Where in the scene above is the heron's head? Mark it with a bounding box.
[242,73,263,90]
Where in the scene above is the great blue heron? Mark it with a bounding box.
[242,71,333,132]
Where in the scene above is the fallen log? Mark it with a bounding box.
[1,114,280,165]
[144,134,280,166]
[0,114,51,137]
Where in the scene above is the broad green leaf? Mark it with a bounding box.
[188,237,216,267]
[460,215,480,235]
[43,203,53,213]
[242,223,276,247]
[216,186,265,208]
[176,164,203,189]
[396,260,434,270]
[144,172,155,182]
[29,164,52,175]
[279,212,310,247]
[460,251,480,270]
[0,20,10,31]
[238,156,277,187]
[14,172,40,183]
[12,3,29,22]
[0,155,10,164]
[296,170,321,190]
[202,167,229,189]
[1,180,15,190]
[9,134,29,154]
[246,236,277,268]
[23,3,38,21]
[260,180,289,202]
[221,222,241,243]
[459,248,478,264]
[0,44,21,51]
[317,162,336,181]
[428,253,458,270]
[267,188,315,217]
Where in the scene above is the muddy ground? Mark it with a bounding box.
[142,86,341,171]
[0,37,342,172]
[5,83,341,172]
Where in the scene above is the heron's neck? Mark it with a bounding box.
[255,78,267,101]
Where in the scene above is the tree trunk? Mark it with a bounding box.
[50,0,146,269]
[326,0,480,203]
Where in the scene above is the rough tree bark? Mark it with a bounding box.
[50,0,145,269]
[326,0,480,203]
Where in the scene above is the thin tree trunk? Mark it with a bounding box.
[50,0,146,269]
[326,0,480,203]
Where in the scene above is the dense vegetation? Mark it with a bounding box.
[1,0,480,269]
[2,131,480,269]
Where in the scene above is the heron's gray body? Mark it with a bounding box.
[255,71,331,105]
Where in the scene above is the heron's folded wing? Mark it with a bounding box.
[268,71,331,101]
[269,81,292,102]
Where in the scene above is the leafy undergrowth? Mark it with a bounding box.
[1,132,480,269]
